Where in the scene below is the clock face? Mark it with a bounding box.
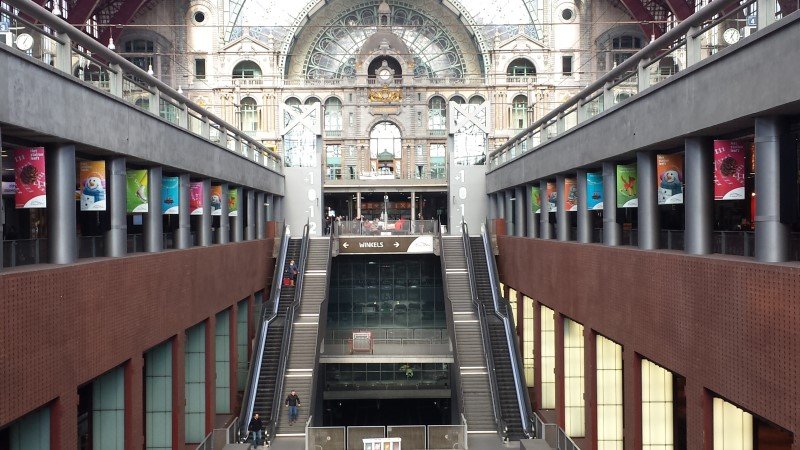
[723,27,740,45]
[378,68,392,81]
[15,33,34,52]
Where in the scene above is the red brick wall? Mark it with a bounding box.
[496,235,800,449]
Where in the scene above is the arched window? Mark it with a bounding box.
[511,95,528,130]
[304,97,321,106]
[324,97,342,133]
[507,58,537,82]
[428,96,446,131]
[370,121,402,159]
[240,97,258,132]
[121,39,155,73]
[596,29,646,73]
[74,63,109,91]
[469,95,485,105]
[232,60,262,79]
[450,95,466,105]
[285,97,301,106]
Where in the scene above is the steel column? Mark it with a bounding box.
[497,191,506,224]
[577,170,591,243]
[515,186,526,237]
[556,175,569,241]
[540,180,552,239]
[526,184,538,238]
[176,174,191,249]
[602,162,621,246]
[755,117,790,262]
[218,183,230,244]
[684,138,713,255]
[637,152,660,250]
[504,189,514,236]
[274,196,283,222]
[105,157,127,257]
[411,191,416,222]
[199,179,212,246]
[488,192,498,219]
[266,194,274,222]
[231,187,244,243]
[0,126,3,269]
[144,166,163,252]
[246,189,256,241]
[46,144,77,264]
[256,192,266,239]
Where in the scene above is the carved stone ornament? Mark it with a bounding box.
[368,87,402,103]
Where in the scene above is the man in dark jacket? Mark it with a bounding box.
[285,390,301,425]
[248,413,264,448]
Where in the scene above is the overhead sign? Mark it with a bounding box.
[338,235,434,254]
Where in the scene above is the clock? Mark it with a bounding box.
[722,27,740,45]
[15,33,34,52]
[378,68,392,82]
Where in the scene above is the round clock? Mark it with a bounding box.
[15,33,34,52]
[722,27,740,45]
[378,68,392,82]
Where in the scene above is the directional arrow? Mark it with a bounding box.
[394,241,400,248]
[342,242,349,248]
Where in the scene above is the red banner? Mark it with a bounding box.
[14,147,47,209]
[714,140,747,200]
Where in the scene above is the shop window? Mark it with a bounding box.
[540,305,556,409]
[642,359,686,449]
[713,397,753,450]
[564,319,585,437]
[597,335,623,449]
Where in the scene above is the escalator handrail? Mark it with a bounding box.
[460,220,505,436]
[238,225,291,439]
[481,220,535,437]
[307,230,336,429]
[266,222,311,443]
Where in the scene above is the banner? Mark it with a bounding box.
[657,153,684,205]
[228,188,239,217]
[586,172,603,210]
[210,185,223,216]
[546,182,557,213]
[126,169,149,213]
[162,176,179,214]
[190,182,204,215]
[564,177,578,211]
[79,160,106,211]
[616,163,638,208]
[531,186,541,214]
[14,147,46,209]
[714,140,746,200]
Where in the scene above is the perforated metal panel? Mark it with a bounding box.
[346,426,385,450]
[386,425,425,450]
[426,425,465,449]
[307,427,346,450]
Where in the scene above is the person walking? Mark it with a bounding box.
[286,259,299,286]
[285,390,301,425]
[248,412,265,449]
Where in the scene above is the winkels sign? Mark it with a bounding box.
[338,236,434,254]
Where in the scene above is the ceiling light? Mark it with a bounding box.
[147,64,154,76]
[108,37,115,51]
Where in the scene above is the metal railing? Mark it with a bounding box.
[488,0,794,169]
[1,0,282,173]
[195,417,239,450]
[334,220,437,236]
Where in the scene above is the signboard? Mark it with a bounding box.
[714,140,746,200]
[228,188,239,217]
[190,182,204,215]
[586,172,603,210]
[351,332,373,354]
[126,169,148,213]
[162,176,179,214]
[338,235,434,254]
[616,163,638,208]
[531,186,541,214]
[14,147,47,209]
[546,182,557,213]
[210,185,223,216]
[79,160,106,211]
[564,177,578,211]
[657,153,684,204]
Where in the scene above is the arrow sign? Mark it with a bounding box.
[337,236,434,254]
[394,241,400,248]
[342,242,349,248]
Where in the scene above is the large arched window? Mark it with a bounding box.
[469,95,485,105]
[239,97,258,132]
[428,96,446,131]
[232,60,262,79]
[370,122,402,159]
[304,97,321,106]
[324,97,342,133]
[507,58,537,81]
[596,29,646,73]
[511,95,528,130]
[450,95,466,105]
[285,97,301,106]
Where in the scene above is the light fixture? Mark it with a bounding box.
[52,2,61,16]
[107,37,115,51]
[147,64,154,76]
[177,85,183,94]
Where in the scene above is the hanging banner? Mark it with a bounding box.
[657,154,684,205]
[586,172,603,210]
[564,178,578,211]
[14,147,46,209]
[79,160,106,211]
[210,185,223,216]
[228,189,239,217]
[126,169,149,213]
[190,182,204,215]
[531,186,541,214]
[714,140,746,200]
[162,176,179,214]
[616,163,638,208]
[546,182,557,212]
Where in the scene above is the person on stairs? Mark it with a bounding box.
[248,412,264,449]
[285,390,301,425]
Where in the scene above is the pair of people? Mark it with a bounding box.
[246,390,301,448]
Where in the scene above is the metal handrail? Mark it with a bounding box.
[238,225,290,439]
[481,220,535,438]
[460,220,505,437]
[266,221,311,444]
[306,230,335,430]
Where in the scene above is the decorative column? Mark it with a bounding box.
[199,179,212,246]
[576,170,591,243]
[106,156,127,257]
[526,184,538,238]
[602,162,620,246]
[218,183,230,244]
[176,174,191,249]
[539,180,552,239]
[684,138,713,255]
[514,185,525,237]
[46,144,77,264]
[144,166,163,253]
[256,192,266,239]
[556,175,568,241]
[504,189,514,236]
[636,152,660,250]
[755,117,790,262]
[246,189,256,241]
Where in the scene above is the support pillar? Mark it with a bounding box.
[755,117,790,262]
[106,157,127,257]
[229,306,239,414]
[144,166,163,253]
[602,163,621,246]
[172,333,186,449]
[51,389,79,449]
[488,192,498,220]
[685,139,713,255]
[256,192,266,239]
[218,184,230,244]
[0,126,3,269]
[554,313,565,428]
[584,329,598,448]
[124,355,144,450]
[46,144,77,264]
[497,191,506,225]
[356,191,362,219]
[200,180,212,246]
[540,180,552,239]
[274,196,284,222]
[514,185,525,237]
[623,348,643,450]
[411,191,416,221]
[504,189,514,236]
[637,152,660,250]
[526,184,538,238]
[246,189,256,240]
[556,175,569,241]
[176,174,191,249]
[577,170,591,243]
[231,187,244,243]
[266,194,274,222]
[205,316,217,435]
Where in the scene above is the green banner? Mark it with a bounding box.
[126,169,149,213]
[616,163,638,208]
[228,188,239,217]
[531,186,541,214]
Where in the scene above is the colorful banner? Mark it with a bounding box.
[586,172,603,210]
[14,147,46,209]
[714,140,747,200]
[79,160,106,211]
[564,177,578,211]
[162,176,179,214]
[657,153,684,205]
[190,182,204,215]
[228,188,239,217]
[616,163,638,208]
[531,186,541,214]
[126,169,149,213]
[210,185,223,216]
[546,182,557,213]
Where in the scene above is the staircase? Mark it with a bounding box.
[274,237,330,437]
[440,236,495,433]
[470,237,525,439]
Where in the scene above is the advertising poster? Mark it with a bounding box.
[79,160,106,211]
[162,176,179,214]
[190,182,204,215]
[586,172,603,210]
[126,169,149,213]
[714,140,746,200]
[228,188,239,217]
[616,163,638,208]
[210,185,223,216]
[546,182,557,213]
[14,147,46,209]
[531,186,541,214]
[657,153,684,205]
[564,177,578,211]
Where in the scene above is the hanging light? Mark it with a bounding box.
[107,36,115,51]
[52,1,62,16]
[177,85,183,94]
[147,64,154,76]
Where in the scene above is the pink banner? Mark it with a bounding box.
[190,182,204,215]
[714,140,746,200]
[14,147,46,208]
